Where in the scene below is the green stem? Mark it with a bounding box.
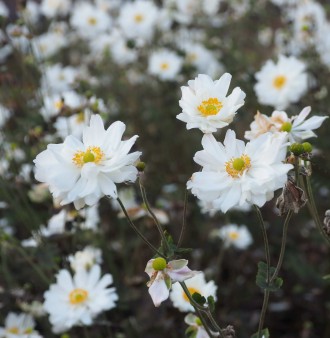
[270,210,293,284]
[304,175,330,246]
[254,205,271,280]
[138,180,170,255]
[257,290,270,338]
[178,189,188,248]
[254,205,271,338]
[180,282,225,338]
[117,197,165,258]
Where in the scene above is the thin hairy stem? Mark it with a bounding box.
[254,205,271,280]
[257,290,270,338]
[254,205,271,337]
[303,175,330,246]
[270,210,293,284]
[180,281,225,338]
[117,197,165,258]
[178,189,188,248]
[138,180,170,255]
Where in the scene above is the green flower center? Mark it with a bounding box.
[152,257,167,271]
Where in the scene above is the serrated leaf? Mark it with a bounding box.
[251,328,270,338]
[256,261,283,292]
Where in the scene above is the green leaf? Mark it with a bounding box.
[207,295,215,312]
[256,261,283,292]
[251,328,270,338]
[192,292,206,305]
[185,326,197,337]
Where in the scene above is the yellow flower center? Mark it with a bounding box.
[24,328,33,334]
[183,287,201,302]
[54,100,64,110]
[75,112,85,124]
[160,62,169,70]
[88,17,97,26]
[228,231,239,240]
[225,155,251,178]
[134,14,144,23]
[72,146,104,168]
[69,288,89,305]
[197,98,223,117]
[7,327,19,334]
[273,75,287,90]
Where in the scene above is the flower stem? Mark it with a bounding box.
[180,281,225,338]
[178,188,188,248]
[138,179,170,255]
[253,205,271,338]
[270,210,293,284]
[117,197,165,258]
[303,174,330,246]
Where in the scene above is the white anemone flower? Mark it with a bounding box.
[245,107,328,143]
[177,73,246,133]
[43,265,118,333]
[188,130,292,213]
[170,272,217,312]
[34,115,141,209]
[0,312,42,338]
[68,246,103,272]
[148,49,183,81]
[212,224,253,249]
[254,55,308,110]
[145,257,200,307]
[184,313,211,338]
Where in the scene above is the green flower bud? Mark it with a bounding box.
[290,143,305,156]
[136,161,146,172]
[195,317,202,326]
[152,257,167,271]
[302,142,312,153]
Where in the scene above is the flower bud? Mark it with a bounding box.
[289,143,304,156]
[152,257,167,271]
[136,161,146,172]
[302,142,312,153]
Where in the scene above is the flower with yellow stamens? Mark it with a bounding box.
[188,130,292,213]
[177,73,246,133]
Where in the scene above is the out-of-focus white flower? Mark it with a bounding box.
[43,265,117,333]
[19,301,46,318]
[28,183,50,203]
[68,246,103,272]
[184,313,211,338]
[177,73,246,133]
[118,0,158,42]
[112,187,169,224]
[188,131,292,213]
[148,49,183,81]
[54,112,89,140]
[316,24,330,68]
[254,55,308,109]
[70,2,111,39]
[0,2,9,17]
[0,104,10,127]
[40,0,72,18]
[0,312,42,338]
[32,30,67,60]
[21,1,41,24]
[212,224,253,249]
[145,258,200,307]
[245,107,328,143]
[40,90,83,121]
[34,115,141,209]
[170,272,217,312]
[41,64,77,94]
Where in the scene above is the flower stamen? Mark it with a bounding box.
[69,288,89,305]
[72,146,104,167]
[225,155,251,178]
[273,75,287,89]
[198,98,223,117]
